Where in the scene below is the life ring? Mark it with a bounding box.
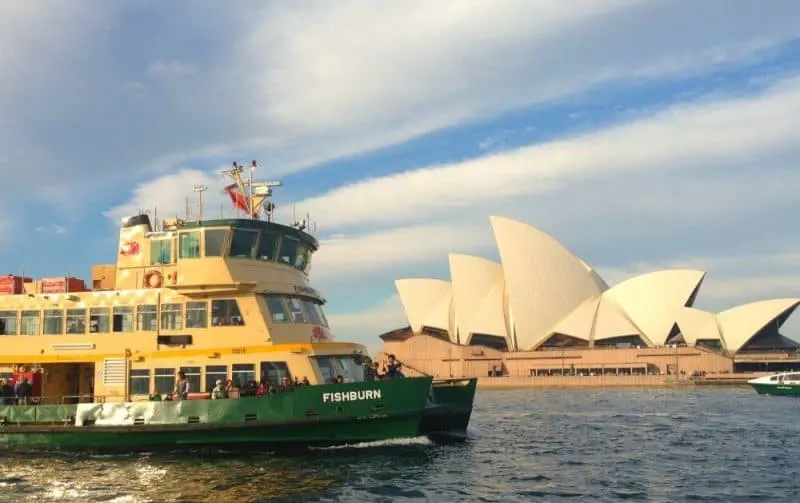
[144,270,163,288]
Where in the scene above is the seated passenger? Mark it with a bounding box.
[256,379,269,396]
[211,380,227,400]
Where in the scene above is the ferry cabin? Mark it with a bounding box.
[0,214,367,404]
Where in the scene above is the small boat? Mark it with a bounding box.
[748,371,800,396]
[0,161,476,452]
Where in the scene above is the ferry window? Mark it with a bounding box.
[43,309,64,335]
[315,304,329,328]
[150,239,172,265]
[204,229,227,257]
[129,369,150,395]
[180,366,201,394]
[186,301,208,328]
[137,305,158,331]
[315,357,335,383]
[294,243,309,271]
[178,231,201,259]
[20,310,40,335]
[300,299,322,325]
[211,299,244,326]
[229,229,258,258]
[278,236,298,266]
[315,356,365,383]
[154,368,175,394]
[0,310,17,335]
[161,303,182,330]
[260,361,292,387]
[265,295,291,323]
[89,307,110,333]
[205,365,227,392]
[66,309,86,334]
[112,306,133,332]
[232,363,255,388]
[286,298,311,323]
[257,232,279,261]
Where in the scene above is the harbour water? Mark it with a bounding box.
[1,387,798,502]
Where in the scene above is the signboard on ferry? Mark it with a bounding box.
[323,389,382,403]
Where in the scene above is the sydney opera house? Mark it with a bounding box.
[380,216,800,379]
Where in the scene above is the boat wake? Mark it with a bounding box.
[311,435,432,451]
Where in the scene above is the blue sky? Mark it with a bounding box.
[2,1,800,353]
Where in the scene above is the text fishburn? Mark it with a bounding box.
[322,389,382,403]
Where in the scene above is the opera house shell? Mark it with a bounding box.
[393,216,800,358]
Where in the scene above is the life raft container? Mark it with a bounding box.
[144,270,163,288]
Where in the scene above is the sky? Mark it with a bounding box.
[2,1,800,354]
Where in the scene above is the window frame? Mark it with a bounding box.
[160,303,183,331]
[232,363,255,388]
[0,310,17,335]
[154,368,176,394]
[211,299,244,326]
[260,361,292,387]
[228,228,259,259]
[205,365,227,392]
[20,310,40,335]
[112,306,134,333]
[150,238,173,265]
[179,366,201,394]
[66,308,86,334]
[256,231,280,261]
[137,305,158,331]
[129,369,150,396]
[89,307,110,333]
[204,228,228,257]
[185,301,208,329]
[43,309,64,335]
[178,231,201,259]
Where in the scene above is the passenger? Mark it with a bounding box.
[370,361,385,380]
[14,378,33,405]
[256,379,269,396]
[335,375,344,384]
[174,371,190,400]
[211,379,227,399]
[280,376,294,392]
[0,379,13,405]
[385,355,404,379]
[301,376,310,386]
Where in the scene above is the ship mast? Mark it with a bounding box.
[221,160,283,221]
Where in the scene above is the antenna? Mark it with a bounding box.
[193,184,208,221]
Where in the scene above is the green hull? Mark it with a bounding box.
[0,377,433,452]
[750,382,800,396]
[419,378,477,440]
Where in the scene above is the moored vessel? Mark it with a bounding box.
[0,161,474,452]
[748,371,800,396]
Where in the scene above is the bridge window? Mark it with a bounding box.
[229,229,258,258]
[263,294,328,326]
[129,369,150,395]
[294,244,310,272]
[90,307,110,333]
[265,295,291,323]
[278,236,298,266]
[137,305,157,331]
[186,301,208,328]
[150,239,172,265]
[66,309,86,334]
[20,310,40,335]
[43,309,64,335]
[178,231,201,259]
[113,306,133,332]
[154,368,175,394]
[205,365,227,392]
[204,229,227,257]
[211,299,244,326]
[180,366,201,393]
[161,303,182,330]
[257,232,279,261]
[260,361,292,387]
[232,363,255,388]
[0,310,17,335]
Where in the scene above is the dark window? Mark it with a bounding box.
[178,231,201,259]
[0,311,17,335]
[154,368,175,394]
[137,305,157,331]
[278,236,298,266]
[257,232,279,261]
[180,366,201,394]
[89,307,110,333]
[129,369,150,395]
[265,295,291,323]
[20,310,40,335]
[300,299,322,325]
[160,303,182,330]
[314,356,365,383]
[260,361,292,387]
[211,299,244,326]
[204,229,227,257]
[232,363,255,388]
[286,297,307,323]
[43,309,64,335]
[186,301,208,328]
[229,229,258,258]
[150,239,172,265]
[66,309,86,334]
[113,306,133,332]
[294,243,309,271]
[205,365,227,392]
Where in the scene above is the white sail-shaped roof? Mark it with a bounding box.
[676,307,721,347]
[604,269,705,345]
[549,296,599,342]
[491,216,604,350]
[448,254,509,347]
[716,298,800,354]
[593,296,643,343]
[395,279,453,338]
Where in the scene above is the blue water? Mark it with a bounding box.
[1,387,798,502]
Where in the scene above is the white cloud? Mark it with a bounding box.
[35,224,67,235]
[147,61,195,77]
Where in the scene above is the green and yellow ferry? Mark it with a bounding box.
[0,162,476,452]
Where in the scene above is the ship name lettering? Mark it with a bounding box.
[293,285,318,297]
[322,389,382,403]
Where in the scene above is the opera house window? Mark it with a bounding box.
[150,239,172,265]
[20,310,40,335]
[257,232,279,261]
[229,229,258,259]
[90,307,110,333]
[43,309,64,335]
[129,369,150,395]
[137,305,158,331]
[204,229,227,257]
[178,231,201,259]
[66,309,87,334]
[211,299,244,326]
[0,310,17,335]
[113,306,134,332]
[185,301,208,328]
[154,368,175,394]
[161,303,182,330]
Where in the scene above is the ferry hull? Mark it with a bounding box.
[419,377,477,441]
[749,382,800,397]
[0,377,432,452]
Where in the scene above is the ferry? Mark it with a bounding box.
[0,161,476,452]
[748,371,800,396]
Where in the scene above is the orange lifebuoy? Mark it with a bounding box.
[144,270,163,288]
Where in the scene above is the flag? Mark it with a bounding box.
[223,184,249,214]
